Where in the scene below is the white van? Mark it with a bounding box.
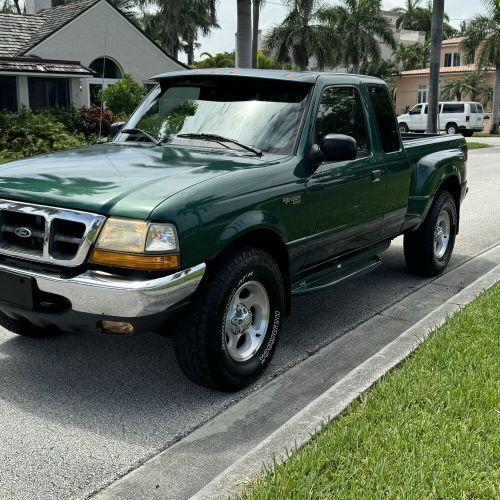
[397,101,484,136]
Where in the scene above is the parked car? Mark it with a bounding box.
[398,101,484,136]
[0,70,468,391]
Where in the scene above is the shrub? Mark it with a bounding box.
[79,106,116,138]
[36,106,81,133]
[0,108,84,160]
[100,73,146,116]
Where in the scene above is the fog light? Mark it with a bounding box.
[100,321,134,335]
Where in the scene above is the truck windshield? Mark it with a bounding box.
[117,76,312,155]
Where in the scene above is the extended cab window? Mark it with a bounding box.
[367,85,401,153]
[315,86,370,155]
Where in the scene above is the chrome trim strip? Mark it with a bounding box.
[0,199,106,267]
[0,262,206,317]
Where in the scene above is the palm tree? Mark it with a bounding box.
[236,0,252,67]
[394,40,430,70]
[426,0,444,133]
[140,0,218,62]
[265,0,339,71]
[193,52,236,68]
[320,0,396,74]
[252,0,265,68]
[440,73,486,101]
[393,0,421,31]
[461,0,500,133]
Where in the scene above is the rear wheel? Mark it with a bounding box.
[446,123,459,135]
[174,247,285,391]
[404,190,457,277]
[399,123,409,133]
[0,311,56,338]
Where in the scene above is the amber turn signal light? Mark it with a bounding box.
[89,249,180,270]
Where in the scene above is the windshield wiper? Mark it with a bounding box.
[176,133,262,156]
[121,128,160,145]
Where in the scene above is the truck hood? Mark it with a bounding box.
[0,144,262,219]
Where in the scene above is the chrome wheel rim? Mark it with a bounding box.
[224,280,270,362]
[447,126,456,134]
[434,210,451,259]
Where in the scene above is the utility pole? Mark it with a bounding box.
[426,0,445,133]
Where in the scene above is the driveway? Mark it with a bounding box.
[0,148,499,499]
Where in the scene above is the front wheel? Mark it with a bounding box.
[399,123,409,133]
[174,247,285,391]
[404,190,457,277]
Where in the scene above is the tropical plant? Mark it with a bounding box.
[426,0,445,133]
[320,0,397,74]
[393,40,430,70]
[265,0,340,71]
[100,73,146,116]
[1,0,16,13]
[78,106,117,138]
[440,72,487,101]
[236,0,252,67]
[193,51,236,68]
[252,0,265,68]
[53,0,138,18]
[460,0,500,133]
[140,0,218,62]
[481,84,494,110]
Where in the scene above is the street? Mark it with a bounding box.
[0,146,499,499]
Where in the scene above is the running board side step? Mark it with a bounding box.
[291,256,382,295]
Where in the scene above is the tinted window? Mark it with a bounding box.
[0,76,17,112]
[409,104,422,115]
[442,103,464,113]
[424,105,428,114]
[315,86,370,154]
[28,78,70,110]
[444,53,452,67]
[368,85,400,153]
[469,103,477,113]
[477,104,484,113]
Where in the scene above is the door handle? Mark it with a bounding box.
[371,169,382,182]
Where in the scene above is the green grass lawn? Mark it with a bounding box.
[241,283,500,500]
[472,132,499,137]
[467,142,492,149]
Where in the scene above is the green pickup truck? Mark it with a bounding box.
[0,69,467,391]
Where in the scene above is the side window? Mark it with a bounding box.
[469,103,477,113]
[367,85,401,153]
[477,104,484,113]
[315,86,370,155]
[424,105,428,114]
[409,104,422,115]
[442,103,465,113]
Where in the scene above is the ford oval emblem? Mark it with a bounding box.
[15,227,32,238]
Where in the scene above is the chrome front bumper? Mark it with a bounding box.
[0,262,206,317]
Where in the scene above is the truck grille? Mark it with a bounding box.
[0,199,106,267]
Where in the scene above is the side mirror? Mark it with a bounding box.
[321,134,357,162]
[109,121,125,138]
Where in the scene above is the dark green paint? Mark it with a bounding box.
[0,71,467,283]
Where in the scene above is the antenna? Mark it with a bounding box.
[98,15,109,141]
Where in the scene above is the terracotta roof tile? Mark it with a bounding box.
[442,37,465,45]
[399,64,494,76]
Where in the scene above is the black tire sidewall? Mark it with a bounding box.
[429,194,457,273]
[213,260,284,381]
[446,123,458,135]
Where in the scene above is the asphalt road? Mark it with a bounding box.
[0,147,499,499]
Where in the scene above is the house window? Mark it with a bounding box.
[417,84,428,104]
[28,77,70,109]
[89,58,122,79]
[444,52,461,67]
[0,76,18,112]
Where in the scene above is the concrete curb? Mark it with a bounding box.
[192,264,500,500]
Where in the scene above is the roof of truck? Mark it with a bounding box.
[152,68,385,85]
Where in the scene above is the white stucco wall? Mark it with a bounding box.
[25,0,183,83]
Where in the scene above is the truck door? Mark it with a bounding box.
[408,104,424,131]
[366,85,412,238]
[306,85,386,263]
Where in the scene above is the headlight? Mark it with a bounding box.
[90,218,180,270]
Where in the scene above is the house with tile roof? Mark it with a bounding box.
[395,37,494,122]
[0,0,184,112]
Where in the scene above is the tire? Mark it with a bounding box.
[0,311,56,338]
[399,123,409,133]
[446,123,459,135]
[404,190,457,277]
[174,247,285,391]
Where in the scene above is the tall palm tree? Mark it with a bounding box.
[394,39,430,70]
[252,0,265,68]
[236,0,252,67]
[265,0,339,71]
[320,0,396,74]
[426,0,444,133]
[461,0,500,133]
[393,0,421,31]
[140,0,218,61]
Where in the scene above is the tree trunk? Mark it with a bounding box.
[426,0,444,133]
[251,0,260,68]
[236,0,252,68]
[352,62,360,74]
[13,0,21,13]
[187,45,195,66]
[490,59,500,134]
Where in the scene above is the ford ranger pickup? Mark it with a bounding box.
[0,69,468,391]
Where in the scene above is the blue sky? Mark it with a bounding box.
[184,0,487,62]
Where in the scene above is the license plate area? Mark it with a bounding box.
[0,270,34,310]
